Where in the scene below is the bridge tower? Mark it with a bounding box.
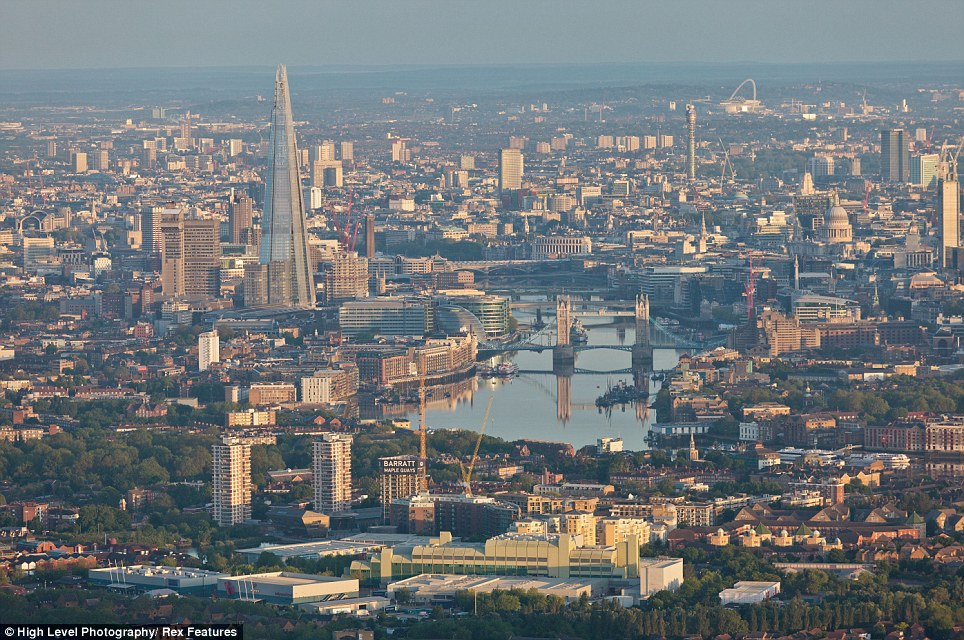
[556,373,572,425]
[632,294,654,390]
[552,295,575,371]
[556,295,572,346]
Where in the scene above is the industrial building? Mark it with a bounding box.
[639,557,684,597]
[217,572,359,605]
[235,533,435,563]
[299,596,390,617]
[351,531,649,583]
[719,580,781,605]
[89,565,225,595]
[386,574,606,606]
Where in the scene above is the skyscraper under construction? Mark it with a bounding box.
[259,65,314,308]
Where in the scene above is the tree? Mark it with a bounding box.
[78,505,131,533]
[135,459,169,485]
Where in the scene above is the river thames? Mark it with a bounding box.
[379,319,684,452]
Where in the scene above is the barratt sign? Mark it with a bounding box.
[380,457,425,474]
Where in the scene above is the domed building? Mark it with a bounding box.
[820,191,853,244]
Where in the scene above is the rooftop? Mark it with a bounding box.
[89,565,226,579]
[237,533,436,559]
[221,571,354,586]
[387,573,603,595]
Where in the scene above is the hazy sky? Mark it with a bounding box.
[3,0,963,70]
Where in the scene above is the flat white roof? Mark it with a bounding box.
[222,572,354,586]
[721,580,780,596]
[639,557,683,569]
[388,573,603,595]
[237,533,435,559]
[90,565,225,579]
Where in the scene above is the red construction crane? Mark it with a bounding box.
[349,216,360,252]
[338,189,362,252]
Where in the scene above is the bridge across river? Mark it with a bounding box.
[480,296,726,353]
[519,367,636,375]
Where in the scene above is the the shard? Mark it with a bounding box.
[259,65,314,308]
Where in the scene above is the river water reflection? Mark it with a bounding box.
[377,320,683,452]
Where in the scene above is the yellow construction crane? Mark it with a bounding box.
[418,354,427,491]
[459,396,493,496]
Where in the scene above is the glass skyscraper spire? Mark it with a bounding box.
[259,65,314,308]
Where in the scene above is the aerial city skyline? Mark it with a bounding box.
[0,3,962,638]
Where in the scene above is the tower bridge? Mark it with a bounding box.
[481,297,720,353]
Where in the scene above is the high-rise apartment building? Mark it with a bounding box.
[499,148,523,193]
[91,149,109,172]
[338,141,354,162]
[391,139,409,163]
[881,129,909,182]
[307,186,324,210]
[379,456,426,522]
[259,65,314,308]
[198,330,220,371]
[309,141,336,163]
[229,191,254,244]
[72,151,88,173]
[211,438,252,527]
[320,141,337,161]
[938,163,961,270]
[313,434,353,514]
